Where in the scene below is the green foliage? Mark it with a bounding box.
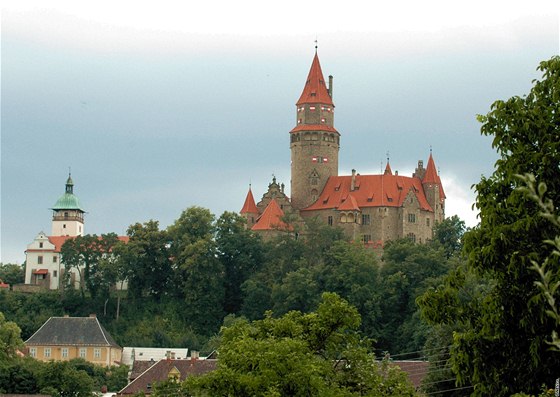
[180,293,417,397]
[432,215,467,258]
[0,311,24,363]
[0,263,25,287]
[419,56,560,396]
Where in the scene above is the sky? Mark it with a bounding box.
[1,1,559,264]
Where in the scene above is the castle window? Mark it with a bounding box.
[309,106,316,111]
[361,234,372,244]
[426,218,430,227]
[407,213,416,223]
[94,348,101,359]
[321,118,326,123]
[362,214,371,225]
[79,348,87,358]
[38,256,43,265]
[62,348,68,358]
[298,119,302,124]
[407,233,416,243]
[328,216,333,226]
[44,348,51,358]
[53,270,58,277]
[63,224,66,228]
[341,214,347,223]
[30,348,36,358]
[53,256,57,263]
[64,212,69,219]
[39,242,43,248]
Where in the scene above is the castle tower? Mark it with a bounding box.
[422,153,446,224]
[51,174,85,237]
[240,186,259,229]
[290,51,339,210]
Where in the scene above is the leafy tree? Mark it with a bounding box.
[0,263,25,287]
[377,239,450,354]
[180,293,416,397]
[37,360,94,396]
[116,220,171,301]
[61,233,120,299]
[166,207,226,335]
[216,211,264,314]
[0,311,24,363]
[419,56,560,396]
[432,215,467,258]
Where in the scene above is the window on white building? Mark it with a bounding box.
[38,256,43,265]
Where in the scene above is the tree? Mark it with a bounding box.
[0,312,24,363]
[419,56,560,396]
[168,207,225,335]
[116,221,171,301]
[0,263,25,287]
[431,215,467,258]
[180,293,416,397]
[215,211,264,314]
[60,233,120,299]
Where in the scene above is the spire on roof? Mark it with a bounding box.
[66,171,74,194]
[296,52,333,106]
[384,162,393,175]
[240,186,259,214]
[423,153,439,184]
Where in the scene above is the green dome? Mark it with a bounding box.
[52,193,85,211]
[52,173,85,212]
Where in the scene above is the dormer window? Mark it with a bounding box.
[309,106,316,111]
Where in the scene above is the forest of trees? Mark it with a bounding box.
[1,56,559,396]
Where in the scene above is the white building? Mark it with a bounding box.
[24,174,86,289]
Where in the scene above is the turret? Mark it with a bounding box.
[290,51,340,210]
[421,154,445,223]
[240,186,259,229]
[51,173,85,236]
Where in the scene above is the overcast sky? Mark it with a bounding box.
[2,1,559,264]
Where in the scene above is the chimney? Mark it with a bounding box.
[190,351,199,361]
[328,75,333,99]
[351,169,356,191]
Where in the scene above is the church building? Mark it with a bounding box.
[241,51,445,246]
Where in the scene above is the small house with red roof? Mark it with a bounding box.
[241,49,445,246]
[23,175,128,290]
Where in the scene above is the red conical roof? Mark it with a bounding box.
[384,162,393,175]
[423,154,438,184]
[240,187,259,214]
[251,199,290,231]
[296,52,334,106]
[422,153,446,199]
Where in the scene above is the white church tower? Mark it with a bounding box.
[51,173,85,237]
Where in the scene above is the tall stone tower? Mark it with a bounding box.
[51,174,85,237]
[290,51,339,210]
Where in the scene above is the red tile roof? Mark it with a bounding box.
[296,52,334,106]
[337,193,360,211]
[251,199,291,231]
[32,269,49,275]
[240,187,259,214]
[289,124,339,134]
[303,174,433,212]
[117,359,217,395]
[422,154,446,199]
[47,235,129,252]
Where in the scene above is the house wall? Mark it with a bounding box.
[27,345,122,366]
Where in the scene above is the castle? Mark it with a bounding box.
[241,51,445,246]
